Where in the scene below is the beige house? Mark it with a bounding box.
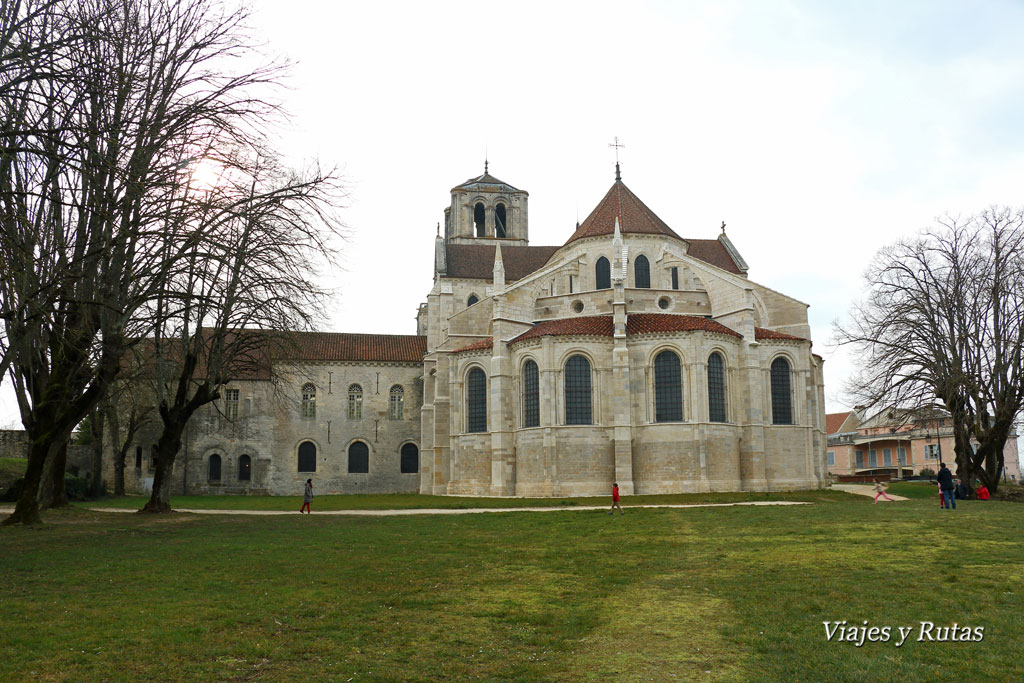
[825,408,1021,482]
[111,163,828,497]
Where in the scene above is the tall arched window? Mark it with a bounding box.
[770,357,793,425]
[564,355,592,425]
[298,441,317,472]
[238,454,251,481]
[634,255,651,288]
[389,385,404,420]
[348,384,362,419]
[467,294,479,307]
[474,202,485,237]
[400,443,419,474]
[208,454,221,482]
[595,257,611,290]
[522,360,539,427]
[654,350,682,422]
[349,441,369,473]
[466,368,487,433]
[301,383,316,419]
[495,203,507,238]
[707,352,727,423]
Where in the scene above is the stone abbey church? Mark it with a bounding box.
[113,163,828,497]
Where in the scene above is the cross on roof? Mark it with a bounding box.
[609,136,625,181]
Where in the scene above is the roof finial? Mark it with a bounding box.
[609,136,625,182]
[437,221,440,237]
[721,220,726,235]
[484,157,488,175]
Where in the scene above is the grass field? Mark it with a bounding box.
[2,484,1022,681]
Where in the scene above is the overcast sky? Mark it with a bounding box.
[3,0,1024,462]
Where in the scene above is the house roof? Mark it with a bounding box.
[510,314,741,345]
[278,331,427,363]
[686,239,745,275]
[445,244,561,281]
[563,180,683,245]
[826,411,853,435]
[754,327,807,342]
[452,338,494,354]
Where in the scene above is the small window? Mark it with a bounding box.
[298,441,317,472]
[389,385,404,420]
[770,358,793,425]
[564,355,592,425]
[349,441,369,473]
[883,448,892,466]
[467,368,487,433]
[474,202,485,237]
[856,451,864,468]
[707,352,726,422]
[135,446,142,469]
[301,383,316,419]
[898,447,906,462]
[522,360,539,428]
[348,384,363,420]
[495,203,507,238]
[208,454,221,482]
[400,443,419,474]
[595,257,611,290]
[238,454,251,481]
[467,294,479,307]
[671,267,679,290]
[827,451,835,466]
[224,388,239,419]
[634,255,650,288]
[869,450,877,467]
[654,350,682,422]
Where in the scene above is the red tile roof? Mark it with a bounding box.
[627,314,742,338]
[564,181,683,245]
[278,331,427,362]
[826,411,853,435]
[754,327,807,342]
[453,338,493,354]
[445,244,561,281]
[685,239,745,275]
[510,314,741,345]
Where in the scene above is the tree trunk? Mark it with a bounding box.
[114,450,127,496]
[89,409,105,497]
[38,442,70,509]
[2,438,48,525]
[139,418,187,513]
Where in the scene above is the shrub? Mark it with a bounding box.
[2,475,91,502]
[919,468,936,478]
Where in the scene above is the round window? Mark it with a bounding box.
[658,297,671,310]
[572,301,585,313]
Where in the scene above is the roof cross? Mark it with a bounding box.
[608,136,625,181]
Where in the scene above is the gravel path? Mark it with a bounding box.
[830,484,908,501]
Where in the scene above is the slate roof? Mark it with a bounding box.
[445,244,561,281]
[452,171,523,193]
[754,327,807,342]
[826,411,853,435]
[563,180,683,245]
[510,314,741,345]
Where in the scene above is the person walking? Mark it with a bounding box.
[300,478,313,514]
[872,478,894,504]
[937,462,956,510]
[609,482,624,515]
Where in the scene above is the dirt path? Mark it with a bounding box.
[1,500,812,517]
[830,484,908,501]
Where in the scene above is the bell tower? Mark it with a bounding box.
[443,161,529,246]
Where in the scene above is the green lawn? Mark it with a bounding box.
[82,488,843,511]
[2,490,1022,681]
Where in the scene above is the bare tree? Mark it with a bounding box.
[1,0,289,525]
[140,148,342,513]
[836,208,1024,493]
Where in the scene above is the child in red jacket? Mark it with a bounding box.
[609,482,624,516]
